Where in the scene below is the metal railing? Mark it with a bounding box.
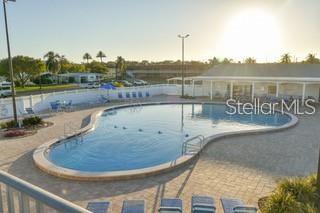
[64,122,83,142]
[0,170,90,213]
[181,135,205,155]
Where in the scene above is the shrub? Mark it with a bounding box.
[22,116,43,127]
[260,175,320,213]
[0,120,18,129]
[4,129,27,137]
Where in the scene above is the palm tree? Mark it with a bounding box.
[83,53,92,63]
[115,56,126,80]
[208,57,219,66]
[305,53,319,64]
[222,58,233,64]
[44,51,61,74]
[96,51,106,63]
[280,53,292,64]
[244,57,256,64]
[82,53,92,64]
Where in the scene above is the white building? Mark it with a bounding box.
[58,72,106,83]
[168,64,320,103]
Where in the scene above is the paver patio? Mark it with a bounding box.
[0,95,319,212]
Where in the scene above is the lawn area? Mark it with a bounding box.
[16,84,78,93]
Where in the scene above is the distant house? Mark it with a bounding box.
[168,64,320,103]
[58,72,106,83]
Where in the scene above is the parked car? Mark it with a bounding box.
[133,79,148,86]
[111,81,123,87]
[119,80,133,87]
[0,82,12,98]
[80,82,100,89]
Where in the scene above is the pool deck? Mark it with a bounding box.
[0,95,319,212]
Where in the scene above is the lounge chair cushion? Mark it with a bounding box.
[192,195,215,213]
[221,198,257,213]
[122,200,145,213]
[86,201,110,213]
[159,198,182,212]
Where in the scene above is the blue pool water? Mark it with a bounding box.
[47,103,291,172]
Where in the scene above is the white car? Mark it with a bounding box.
[133,79,148,86]
[81,82,100,89]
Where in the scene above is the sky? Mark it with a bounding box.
[0,0,319,63]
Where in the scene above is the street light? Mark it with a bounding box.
[178,34,189,97]
[2,0,18,123]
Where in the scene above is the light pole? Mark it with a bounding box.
[178,34,189,97]
[3,0,18,123]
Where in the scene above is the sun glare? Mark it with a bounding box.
[218,8,282,62]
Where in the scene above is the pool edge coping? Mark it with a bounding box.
[33,101,298,181]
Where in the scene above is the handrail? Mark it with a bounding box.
[64,122,83,141]
[0,170,90,213]
[181,135,205,155]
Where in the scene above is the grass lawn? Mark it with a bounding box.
[16,84,78,93]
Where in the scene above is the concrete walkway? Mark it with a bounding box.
[0,96,319,212]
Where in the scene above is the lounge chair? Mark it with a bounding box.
[221,198,257,213]
[87,201,110,213]
[121,200,145,213]
[158,198,182,213]
[99,95,110,104]
[192,195,216,213]
[25,107,35,115]
[132,92,137,98]
[145,91,150,98]
[126,92,131,99]
[118,92,124,100]
[138,91,143,98]
[50,102,61,112]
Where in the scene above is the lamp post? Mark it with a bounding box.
[317,146,320,189]
[3,0,18,123]
[178,34,189,97]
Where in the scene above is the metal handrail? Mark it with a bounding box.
[0,170,90,213]
[181,135,205,155]
[64,122,83,141]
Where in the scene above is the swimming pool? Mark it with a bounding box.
[44,103,292,175]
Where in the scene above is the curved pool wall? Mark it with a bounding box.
[33,102,298,181]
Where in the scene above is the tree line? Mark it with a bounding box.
[0,52,319,87]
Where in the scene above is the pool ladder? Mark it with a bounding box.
[64,121,83,142]
[181,135,205,155]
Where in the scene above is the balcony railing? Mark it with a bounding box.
[0,170,90,213]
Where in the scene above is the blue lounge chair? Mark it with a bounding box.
[100,95,110,104]
[145,91,150,98]
[132,92,137,98]
[192,195,216,213]
[50,102,60,112]
[87,201,110,213]
[126,92,131,99]
[25,107,35,115]
[118,92,124,100]
[221,198,257,213]
[121,200,145,213]
[138,91,143,98]
[158,198,182,213]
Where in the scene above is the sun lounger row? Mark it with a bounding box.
[86,196,257,213]
[118,91,150,100]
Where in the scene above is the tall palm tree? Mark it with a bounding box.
[44,51,61,74]
[83,53,92,64]
[96,51,106,63]
[280,53,292,64]
[115,56,126,80]
[244,57,256,64]
[305,53,319,64]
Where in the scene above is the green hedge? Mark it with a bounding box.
[260,175,319,213]
[22,116,42,127]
